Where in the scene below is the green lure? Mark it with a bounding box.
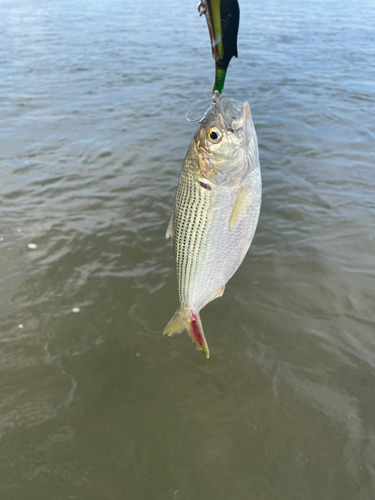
[199,0,240,95]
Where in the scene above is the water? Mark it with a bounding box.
[1,0,375,498]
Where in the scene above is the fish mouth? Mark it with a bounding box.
[216,96,251,129]
[214,97,252,151]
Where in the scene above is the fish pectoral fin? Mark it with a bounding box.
[165,212,174,240]
[163,310,187,336]
[229,185,252,231]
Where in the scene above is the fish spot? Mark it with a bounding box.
[198,181,211,191]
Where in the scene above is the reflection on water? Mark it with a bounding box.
[1,0,375,498]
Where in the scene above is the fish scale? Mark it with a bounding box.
[174,157,211,306]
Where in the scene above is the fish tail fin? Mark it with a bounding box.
[188,310,210,359]
[163,310,187,337]
[163,309,210,359]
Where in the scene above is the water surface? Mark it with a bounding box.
[1,0,375,498]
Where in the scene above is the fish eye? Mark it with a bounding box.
[206,128,221,144]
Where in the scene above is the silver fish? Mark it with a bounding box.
[164,95,261,358]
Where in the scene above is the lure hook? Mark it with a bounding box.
[186,90,221,123]
[197,1,207,16]
[186,104,210,123]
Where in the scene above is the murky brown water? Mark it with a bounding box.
[1,0,375,498]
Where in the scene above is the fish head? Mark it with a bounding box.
[194,96,255,187]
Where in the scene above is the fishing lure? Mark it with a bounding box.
[198,0,240,94]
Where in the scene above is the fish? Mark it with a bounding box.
[163,95,261,358]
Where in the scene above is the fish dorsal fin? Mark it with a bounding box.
[230,185,250,231]
[165,211,174,240]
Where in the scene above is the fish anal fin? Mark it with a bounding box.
[230,185,251,231]
[165,212,174,240]
[209,284,225,302]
